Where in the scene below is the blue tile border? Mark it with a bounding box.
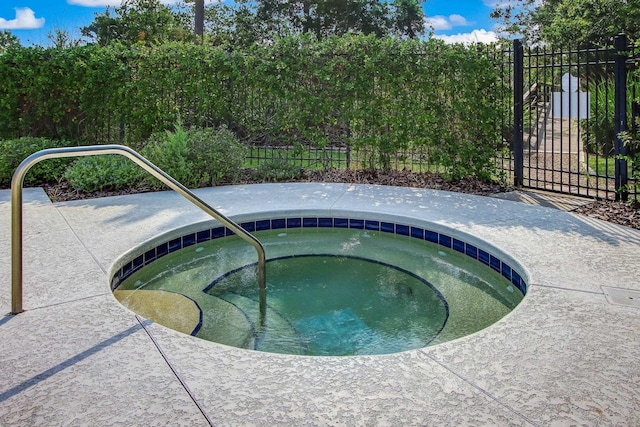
[365,220,380,231]
[303,217,318,228]
[438,234,452,249]
[381,222,394,233]
[349,219,364,229]
[425,230,438,244]
[319,217,333,228]
[272,218,286,229]
[112,216,528,295]
[334,217,349,228]
[396,224,409,236]
[410,227,424,239]
[465,244,478,259]
[453,239,465,254]
[287,218,301,228]
[196,230,210,243]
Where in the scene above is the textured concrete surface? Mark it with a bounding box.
[1,183,639,426]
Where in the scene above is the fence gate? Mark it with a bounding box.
[511,35,639,201]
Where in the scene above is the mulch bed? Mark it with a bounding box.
[572,199,640,229]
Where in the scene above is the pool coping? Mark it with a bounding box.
[1,183,639,426]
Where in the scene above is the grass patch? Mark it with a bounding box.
[586,155,632,177]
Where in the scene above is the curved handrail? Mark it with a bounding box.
[11,145,267,315]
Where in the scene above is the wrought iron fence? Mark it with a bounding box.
[246,144,447,173]
[511,35,640,201]
[245,36,640,201]
[4,37,640,200]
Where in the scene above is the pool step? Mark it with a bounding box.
[220,294,307,355]
[193,293,256,349]
[114,289,201,335]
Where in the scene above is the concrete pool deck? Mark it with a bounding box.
[1,183,639,426]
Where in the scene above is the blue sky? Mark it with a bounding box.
[1,0,503,46]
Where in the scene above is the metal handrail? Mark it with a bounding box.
[11,145,267,315]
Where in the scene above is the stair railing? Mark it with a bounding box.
[11,145,267,315]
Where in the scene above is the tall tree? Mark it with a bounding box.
[390,0,424,39]
[239,0,423,40]
[491,0,640,47]
[48,28,83,48]
[0,30,19,53]
[81,0,190,46]
[194,0,204,42]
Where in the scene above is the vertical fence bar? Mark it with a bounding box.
[513,39,525,187]
[503,43,514,176]
[556,46,563,193]
[614,34,629,201]
[530,47,537,188]
[633,100,640,199]
[578,47,587,194]
[541,47,550,189]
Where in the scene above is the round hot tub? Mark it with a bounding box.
[110,212,527,356]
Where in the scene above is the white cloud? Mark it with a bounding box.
[424,16,449,31]
[424,14,470,31]
[482,0,517,7]
[434,29,499,45]
[0,7,45,30]
[448,14,469,27]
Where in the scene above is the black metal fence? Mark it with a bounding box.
[246,144,448,173]
[510,35,640,201]
[244,36,640,201]
[4,37,640,200]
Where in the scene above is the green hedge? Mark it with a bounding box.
[0,35,507,180]
[0,137,73,187]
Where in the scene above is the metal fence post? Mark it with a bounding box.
[513,39,524,187]
[614,33,629,201]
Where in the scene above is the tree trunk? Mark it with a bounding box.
[195,0,204,42]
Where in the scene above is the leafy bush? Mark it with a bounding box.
[0,137,72,187]
[255,158,302,182]
[142,124,198,188]
[187,125,246,185]
[64,155,144,193]
[142,124,246,188]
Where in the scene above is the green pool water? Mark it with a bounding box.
[115,227,524,356]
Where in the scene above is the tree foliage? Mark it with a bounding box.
[235,0,425,42]
[0,31,19,53]
[492,0,640,47]
[48,28,83,49]
[391,0,424,39]
[78,0,425,48]
[81,0,190,46]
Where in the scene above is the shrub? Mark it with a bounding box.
[187,125,246,185]
[255,158,302,182]
[64,155,144,193]
[142,124,246,188]
[142,124,198,188]
[0,137,72,188]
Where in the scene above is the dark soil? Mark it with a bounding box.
[572,199,640,229]
[42,168,640,230]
